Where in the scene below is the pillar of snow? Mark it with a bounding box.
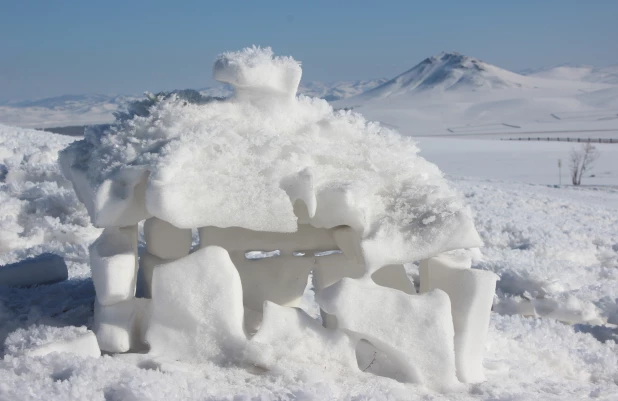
[419,253,498,383]
[317,278,460,391]
[90,226,139,306]
[94,298,149,353]
[138,251,170,299]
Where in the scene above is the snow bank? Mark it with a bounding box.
[0,253,68,287]
[59,46,481,273]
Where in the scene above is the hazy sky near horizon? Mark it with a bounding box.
[1,0,617,102]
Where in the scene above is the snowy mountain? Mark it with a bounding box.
[356,52,531,100]
[299,79,387,101]
[522,64,618,85]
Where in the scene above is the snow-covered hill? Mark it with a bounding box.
[522,64,618,85]
[335,53,618,139]
[355,52,532,101]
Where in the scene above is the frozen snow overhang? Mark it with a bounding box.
[59,46,482,273]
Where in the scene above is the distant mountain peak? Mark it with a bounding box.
[355,52,529,101]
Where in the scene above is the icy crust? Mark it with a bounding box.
[59,47,481,271]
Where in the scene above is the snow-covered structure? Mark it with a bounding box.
[59,46,497,390]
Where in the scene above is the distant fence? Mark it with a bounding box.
[501,137,617,144]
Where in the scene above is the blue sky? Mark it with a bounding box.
[1,0,617,102]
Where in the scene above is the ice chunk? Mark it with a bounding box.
[94,169,151,227]
[144,246,246,363]
[248,302,357,373]
[59,144,150,227]
[144,217,192,260]
[90,226,138,305]
[138,251,170,299]
[94,298,149,353]
[5,325,100,358]
[0,253,67,287]
[317,278,459,390]
[213,46,302,101]
[419,259,497,383]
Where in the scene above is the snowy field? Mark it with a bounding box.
[1,121,617,400]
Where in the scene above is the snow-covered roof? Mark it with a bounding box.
[59,46,481,271]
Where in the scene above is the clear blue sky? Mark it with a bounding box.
[1,0,617,102]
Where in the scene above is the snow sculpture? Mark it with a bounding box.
[59,46,495,390]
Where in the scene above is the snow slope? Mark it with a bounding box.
[355,52,533,100]
[337,53,618,139]
[1,124,617,400]
[523,64,618,85]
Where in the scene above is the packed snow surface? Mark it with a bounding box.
[1,122,618,399]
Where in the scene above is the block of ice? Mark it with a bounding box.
[144,246,246,363]
[90,226,138,305]
[213,46,302,101]
[144,217,192,260]
[419,260,497,383]
[5,325,100,358]
[94,298,149,353]
[248,302,357,373]
[0,253,67,287]
[317,278,459,391]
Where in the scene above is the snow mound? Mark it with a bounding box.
[59,46,481,272]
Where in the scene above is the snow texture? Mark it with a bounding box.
[0,253,68,287]
[59,46,481,273]
[4,325,99,358]
[144,246,246,363]
[248,302,358,375]
[317,278,459,391]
